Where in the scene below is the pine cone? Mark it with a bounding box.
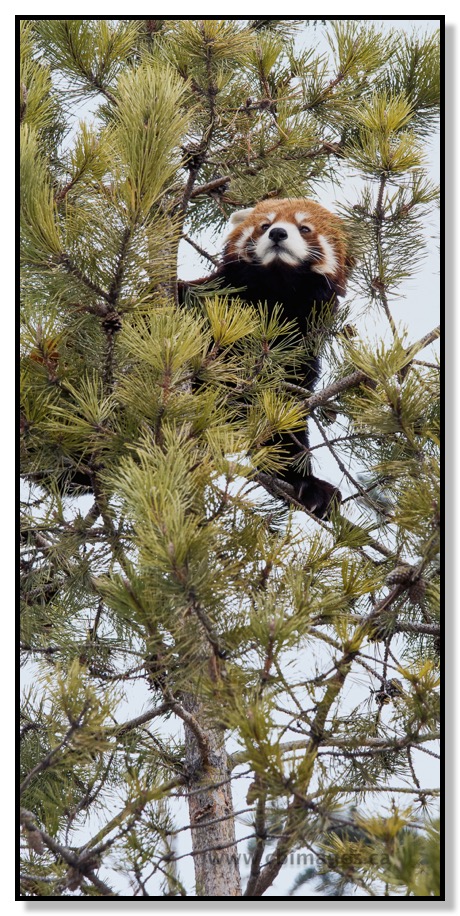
[408,578,427,604]
[386,564,414,586]
[24,826,44,855]
[374,678,403,707]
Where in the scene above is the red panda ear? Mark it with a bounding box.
[227,207,255,229]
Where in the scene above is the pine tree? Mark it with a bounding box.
[20,18,441,898]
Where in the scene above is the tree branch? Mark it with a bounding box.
[163,689,211,766]
[108,703,173,737]
[57,253,111,302]
[182,233,220,267]
[283,325,440,410]
[20,706,88,795]
[189,175,231,199]
[229,730,440,768]
[20,809,118,897]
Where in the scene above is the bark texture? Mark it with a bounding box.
[182,691,241,897]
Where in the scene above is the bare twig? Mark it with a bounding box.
[182,233,220,267]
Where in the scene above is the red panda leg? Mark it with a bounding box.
[275,427,341,520]
[295,475,342,520]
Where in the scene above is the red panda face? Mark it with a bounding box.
[224,198,349,295]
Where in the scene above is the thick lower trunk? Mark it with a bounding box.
[182,692,241,897]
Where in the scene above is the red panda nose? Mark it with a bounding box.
[268,227,288,243]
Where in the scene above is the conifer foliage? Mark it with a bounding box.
[20,19,441,897]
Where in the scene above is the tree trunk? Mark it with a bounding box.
[182,690,242,897]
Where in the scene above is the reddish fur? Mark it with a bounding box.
[224,198,349,295]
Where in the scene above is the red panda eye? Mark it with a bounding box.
[300,226,311,234]
[261,223,271,231]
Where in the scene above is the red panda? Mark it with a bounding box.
[180,198,352,520]
[23,200,349,510]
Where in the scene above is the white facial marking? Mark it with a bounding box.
[311,233,338,277]
[234,225,255,253]
[253,219,310,266]
[295,211,311,223]
[264,212,275,222]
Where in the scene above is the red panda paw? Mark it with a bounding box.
[296,476,342,520]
